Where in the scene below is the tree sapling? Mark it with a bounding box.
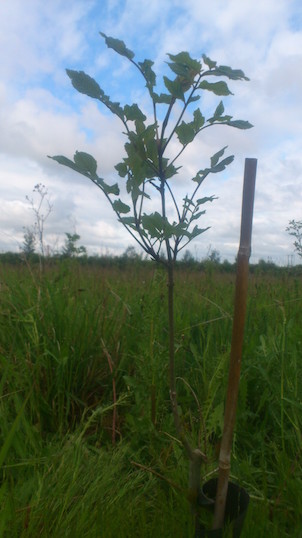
[50,33,253,532]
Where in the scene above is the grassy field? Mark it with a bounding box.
[0,260,301,537]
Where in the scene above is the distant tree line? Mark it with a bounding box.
[1,246,301,276]
[14,184,301,274]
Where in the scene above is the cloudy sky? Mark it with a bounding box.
[0,0,301,264]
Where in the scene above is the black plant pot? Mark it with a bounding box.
[195,478,249,538]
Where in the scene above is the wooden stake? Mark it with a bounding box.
[212,158,257,530]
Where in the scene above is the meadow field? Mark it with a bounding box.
[0,260,301,537]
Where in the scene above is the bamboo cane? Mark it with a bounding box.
[212,158,257,530]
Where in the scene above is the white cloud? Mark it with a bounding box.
[0,0,95,83]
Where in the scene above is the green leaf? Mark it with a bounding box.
[193,109,205,130]
[202,54,217,69]
[183,196,195,208]
[174,110,205,146]
[192,151,234,182]
[218,65,249,80]
[49,152,100,181]
[163,76,184,101]
[108,101,124,119]
[163,161,181,179]
[134,119,145,135]
[214,100,224,118]
[207,65,249,81]
[124,132,157,181]
[226,120,253,129]
[198,80,233,96]
[66,70,103,99]
[118,216,137,228]
[48,155,79,173]
[112,199,131,214]
[141,212,165,239]
[190,210,206,221]
[95,177,119,195]
[130,182,150,203]
[100,32,135,60]
[124,104,146,122]
[142,125,159,166]
[138,59,156,88]
[196,196,217,205]
[187,95,200,104]
[210,146,228,168]
[214,115,233,123]
[115,162,128,177]
[207,102,228,124]
[166,222,191,239]
[190,225,210,238]
[126,133,146,160]
[167,62,192,78]
[175,121,196,145]
[152,92,173,104]
[167,52,201,73]
[102,181,120,195]
[192,169,210,184]
[74,151,97,175]
[126,176,132,194]
[211,155,234,172]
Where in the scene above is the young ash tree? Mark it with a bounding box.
[49,33,252,526]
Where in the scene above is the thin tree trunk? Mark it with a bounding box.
[167,261,194,460]
[166,261,206,521]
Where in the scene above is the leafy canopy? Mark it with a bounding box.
[50,33,252,263]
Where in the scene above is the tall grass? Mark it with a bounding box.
[0,261,301,536]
